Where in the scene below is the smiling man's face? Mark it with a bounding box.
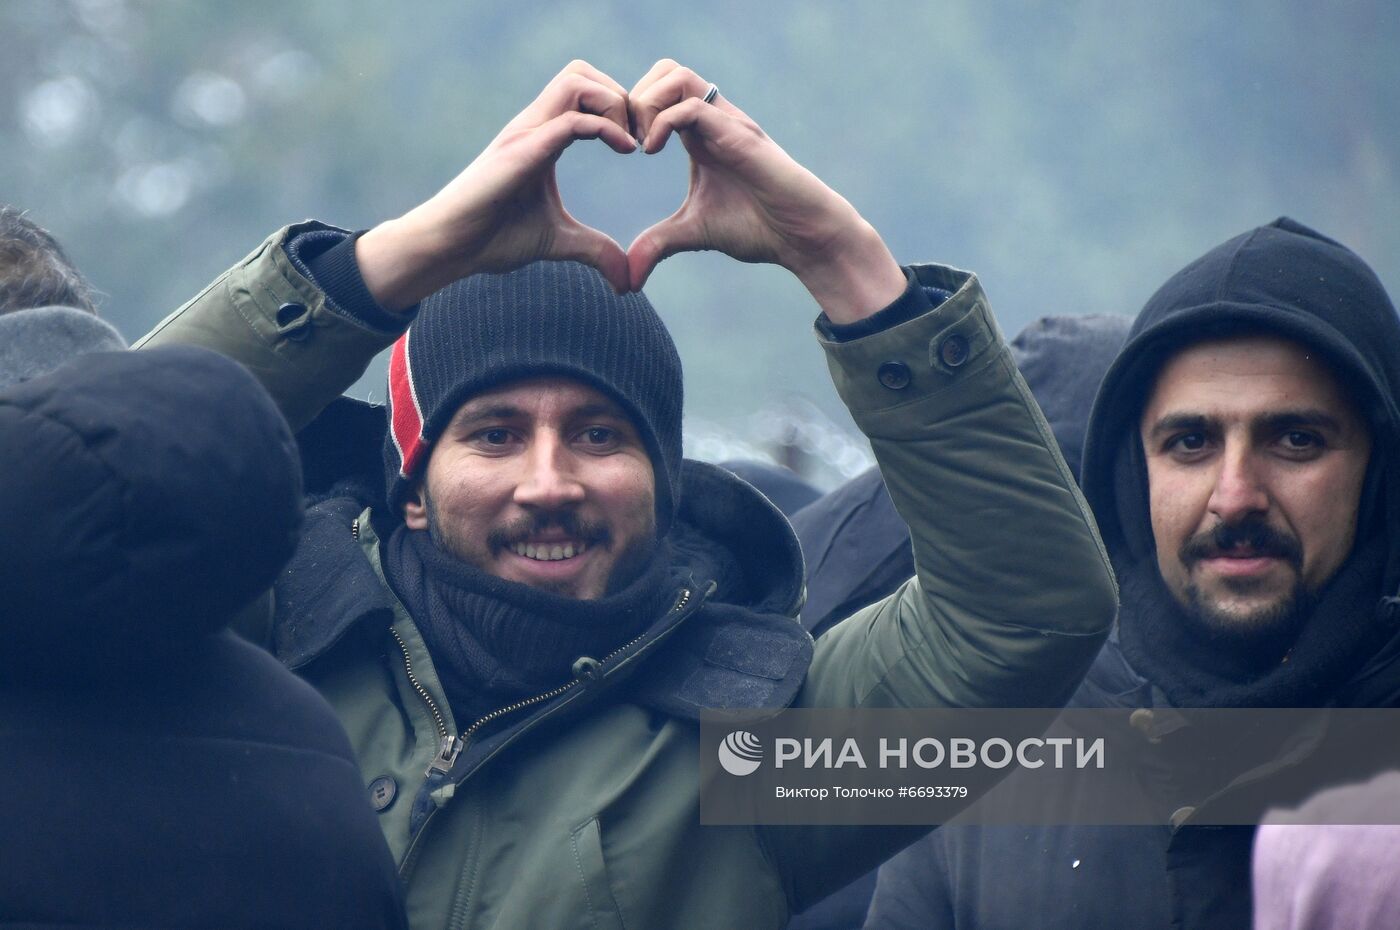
[1140,334,1372,637]
[403,376,657,599]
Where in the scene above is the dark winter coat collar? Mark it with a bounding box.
[1077,584,1400,713]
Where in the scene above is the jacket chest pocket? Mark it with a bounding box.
[570,817,626,930]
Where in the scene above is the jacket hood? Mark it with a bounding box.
[0,304,126,389]
[716,459,820,517]
[672,458,806,615]
[0,346,303,663]
[1081,217,1400,592]
[1010,314,1133,480]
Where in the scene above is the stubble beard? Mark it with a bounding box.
[1181,575,1315,652]
[1174,519,1315,656]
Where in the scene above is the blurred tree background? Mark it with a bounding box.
[3,0,1396,486]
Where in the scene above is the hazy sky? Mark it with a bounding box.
[4,0,1395,478]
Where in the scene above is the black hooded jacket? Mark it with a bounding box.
[0,347,407,929]
[866,219,1400,930]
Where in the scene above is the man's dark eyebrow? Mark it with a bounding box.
[1146,409,1347,440]
[572,401,630,421]
[448,403,525,429]
[1256,409,1344,434]
[1146,412,1213,440]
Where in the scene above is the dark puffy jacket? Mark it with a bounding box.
[866,218,1400,930]
[0,347,407,929]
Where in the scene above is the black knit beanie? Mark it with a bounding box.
[383,260,684,533]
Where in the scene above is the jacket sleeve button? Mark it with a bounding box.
[877,361,912,390]
[1128,708,1162,743]
[939,333,970,367]
[368,775,398,812]
[276,302,311,341]
[276,301,307,326]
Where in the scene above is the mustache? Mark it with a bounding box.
[1179,520,1303,568]
[487,512,611,551]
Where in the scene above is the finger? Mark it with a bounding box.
[628,58,681,102]
[534,111,637,158]
[553,217,632,294]
[530,73,631,137]
[556,59,628,98]
[626,209,702,292]
[641,96,736,156]
[627,58,682,144]
[631,62,712,146]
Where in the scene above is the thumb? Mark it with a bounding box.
[552,219,631,294]
[626,209,702,292]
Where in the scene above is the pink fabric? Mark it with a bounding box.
[1253,772,1400,930]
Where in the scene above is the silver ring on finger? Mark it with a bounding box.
[701,83,719,105]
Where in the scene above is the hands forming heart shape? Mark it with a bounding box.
[357,59,907,325]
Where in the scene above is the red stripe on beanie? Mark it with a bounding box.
[388,331,426,479]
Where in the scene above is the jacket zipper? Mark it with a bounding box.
[377,525,455,755]
[389,626,449,744]
[427,586,695,775]
[394,586,695,880]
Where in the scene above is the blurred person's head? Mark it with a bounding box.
[0,206,123,389]
[0,205,96,316]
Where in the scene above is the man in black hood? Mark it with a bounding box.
[1082,217,1399,712]
[0,347,407,929]
[865,217,1400,930]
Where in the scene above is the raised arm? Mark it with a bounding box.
[622,60,1118,908]
[620,62,1116,708]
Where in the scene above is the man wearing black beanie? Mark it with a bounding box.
[139,60,1117,929]
[866,217,1400,930]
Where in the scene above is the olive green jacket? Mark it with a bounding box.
[138,226,1116,930]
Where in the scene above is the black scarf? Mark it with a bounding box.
[1116,530,1391,708]
[383,524,677,724]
